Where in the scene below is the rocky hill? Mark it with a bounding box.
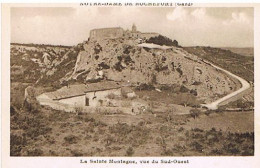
[10,43,80,87]
[66,38,239,102]
[11,38,240,103]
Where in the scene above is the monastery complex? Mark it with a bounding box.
[89,24,159,41]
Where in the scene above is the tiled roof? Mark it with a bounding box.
[84,81,121,93]
[44,81,121,100]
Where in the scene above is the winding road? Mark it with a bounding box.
[137,43,251,110]
[200,60,251,110]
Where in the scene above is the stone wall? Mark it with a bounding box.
[89,26,160,41]
[90,27,124,40]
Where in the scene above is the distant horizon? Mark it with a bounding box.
[10,42,254,49]
[11,7,254,48]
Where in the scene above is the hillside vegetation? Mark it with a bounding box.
[146,35,179,47]
[11,102,254,156]
[184,47,254,82]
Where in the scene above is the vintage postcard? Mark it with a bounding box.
[1,2,260,168]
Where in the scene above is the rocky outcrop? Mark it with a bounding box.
[68,38,239,102]
[24,86,40,112]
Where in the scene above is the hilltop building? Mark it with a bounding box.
[89,27,124,41]
[89,24,159,41]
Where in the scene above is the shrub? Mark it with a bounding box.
[10,134,27,156]
[173,144,187,153]
[64,135,80,144]
[180,85,189,93]
[223,142,240,155]
[112,146,121,150]
[86,78,102,83]
[74,106,83,115]
[26,126,52,139]
[135,83,155,91]
[126,146,134,156]
[189,141,203,152]
[98,62,110,69]
[176,67,183,77]
[104,135,115,146]
[192,128,203,132]
[94,44,102,54]
[162,148,173,156]
[71,149,83,156]
[146,35,178,47]
[114,62,125,72]
[192,81,202,85]
[178,127,185,132]
[107,93,116,99]
[123,55,134,65]
[190,89,198,96]
[123,45,132,54]
[151,74,157,84]
[189,108,201,119]
[205,110,211,116]
[10,106,16,116]
[210,148,223,155]
[159,85,172,91]
[26,148,44,156]
[215,107,225,113]
[10,134,26,146]
[10,145,22,156]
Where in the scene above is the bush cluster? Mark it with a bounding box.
[146,35,179,47]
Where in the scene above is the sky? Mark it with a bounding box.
[11,7,254,47]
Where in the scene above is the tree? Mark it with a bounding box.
[190,108,201,119]
[146,35,179,47]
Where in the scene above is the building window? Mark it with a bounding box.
[85,96,89,106]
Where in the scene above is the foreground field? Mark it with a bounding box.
[184,111,254,133]
[10,105,254,156]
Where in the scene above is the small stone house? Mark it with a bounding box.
[37,81,123,110]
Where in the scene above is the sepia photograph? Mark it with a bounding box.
[9,6,255,157]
